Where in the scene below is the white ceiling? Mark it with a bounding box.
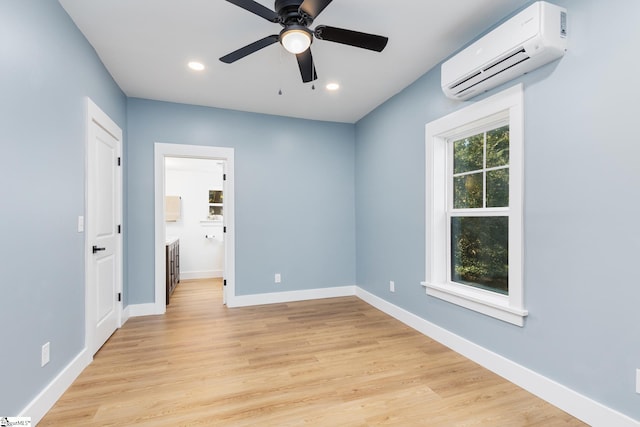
[59,0,528,123]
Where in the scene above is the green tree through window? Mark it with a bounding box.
[450,125,509,294]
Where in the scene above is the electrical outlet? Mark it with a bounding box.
[274,273,281,284]
[41,342,50,367]
[636,369,640,394]
[390,281,395,293]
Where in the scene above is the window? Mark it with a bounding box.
[424,84,527,326]
[208,190,223,221]
[451,125,509,294]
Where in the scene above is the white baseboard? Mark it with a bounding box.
[127,302,163,317]
[227,285,356,308]
[121,304,131,325]
[128,286,357,313]
[20,348,92,425]
[355,287,639,427]
[180,270,223,280]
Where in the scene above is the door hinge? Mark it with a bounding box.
[117,157,121,166]
[117,292,122,302]
[117,224,122,234]
[223,226,227,233]
[223,173,226,181]
[223,279,227,287]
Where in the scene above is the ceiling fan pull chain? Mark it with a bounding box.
[278,46,284,95]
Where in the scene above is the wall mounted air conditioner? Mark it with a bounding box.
[441,1,567,101]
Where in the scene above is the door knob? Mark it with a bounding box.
[92,245,106,253]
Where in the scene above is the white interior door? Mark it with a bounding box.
[86,99,122,355]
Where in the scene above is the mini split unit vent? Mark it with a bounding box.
[442,1,567,101]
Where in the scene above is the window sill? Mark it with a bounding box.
[421,281,528,327]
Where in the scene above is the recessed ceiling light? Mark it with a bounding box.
[188,61,205,71]
[326,83,340,91]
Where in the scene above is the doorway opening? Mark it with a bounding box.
[164,157,225,304]
[154,143,235,313]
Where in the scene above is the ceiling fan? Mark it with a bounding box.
[219,0,389,83]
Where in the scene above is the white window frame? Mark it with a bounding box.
[423,84,527,326]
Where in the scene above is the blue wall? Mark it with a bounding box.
[355,0,640,419]
[0,0,126,415]
[126,99,356,303]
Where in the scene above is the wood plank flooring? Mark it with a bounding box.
[40,279,585,426]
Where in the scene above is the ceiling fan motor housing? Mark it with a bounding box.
[275,0,312,26]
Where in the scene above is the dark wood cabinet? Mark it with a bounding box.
[166,239,180,304]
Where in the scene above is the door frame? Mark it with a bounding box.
[153,143,235,312]
[85,98,123,354]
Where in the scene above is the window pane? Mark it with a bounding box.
[209,205,223,216]
[451,216,508,295]
[453,133,483,174]
[486,125,509,168]
[486,169,509,208]
[453,173,483,209]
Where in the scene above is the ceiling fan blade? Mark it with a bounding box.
[296,49,318,83]
[314,25,388,52]
[224,0,279,22]
[219,35,279,63]
[299,0,333,20]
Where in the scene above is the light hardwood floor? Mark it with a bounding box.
[40,279,585,426]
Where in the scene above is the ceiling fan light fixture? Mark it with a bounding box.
[280,27,312,54]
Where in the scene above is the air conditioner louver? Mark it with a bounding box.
[442,1,567,101]
[448,48,531,97]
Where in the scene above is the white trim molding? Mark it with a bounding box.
[126,303,162,317]
[154,143,235,312]
[425,84,526,326]
[421,281,528,327]
[227,286,356,308]
[180,270,224,280]
[20,349,92,425]
[356,287,639,427]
